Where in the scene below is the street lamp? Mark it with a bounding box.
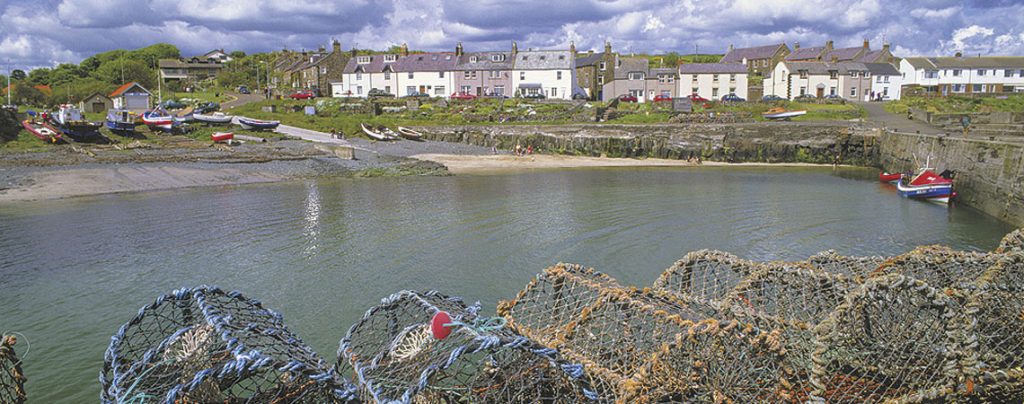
[255,62,260,96]
[6,59,11,106]
[260,61,268,99]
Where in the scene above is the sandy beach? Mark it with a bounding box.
[411,153,844,173]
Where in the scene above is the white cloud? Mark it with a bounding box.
[910,7,960,19]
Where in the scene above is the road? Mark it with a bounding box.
[221,92,264,110]
[856,101,943,135]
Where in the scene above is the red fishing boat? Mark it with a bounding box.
[896,158,956,204]
[211,132,234,143]
[21,118,63,143]
[879,172,902,184]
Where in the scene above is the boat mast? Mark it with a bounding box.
[6,58,10,106]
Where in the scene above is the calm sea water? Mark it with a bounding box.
[0,166,1013,402]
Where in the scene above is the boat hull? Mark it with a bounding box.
[897,181,954,204]
[193,113,234,124]
[105,120,136,133]
[21,120,62,143]
[211,132,234,142]
[879,172,902,184]
[237,118,279,131]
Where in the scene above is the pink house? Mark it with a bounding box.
[453,43,514,97]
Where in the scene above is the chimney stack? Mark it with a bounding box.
[863,39,869,49]
[794,42,800,50]
[728,44,734,52]
[400,43,409,57]
[455,42,463,57]
[604,41,612,55]
[570,40,576,55]
[882,42,890,52]
[350,48,357,57]
[825,40,833,50]
[332,39,341,54]
[512,41,518,54]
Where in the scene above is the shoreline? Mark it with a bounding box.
[411,153,851,173]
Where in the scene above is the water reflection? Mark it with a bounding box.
[303,182,321,257]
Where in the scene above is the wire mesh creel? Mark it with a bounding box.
[0,334,27,404]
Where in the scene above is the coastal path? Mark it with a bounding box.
[222,92,264,110]
[856,101,943,135]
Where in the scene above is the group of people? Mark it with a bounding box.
[329,128,344,140]
[513,143,533,157]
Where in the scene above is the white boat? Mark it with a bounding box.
[762,108,807,120]
[361,123,399,141]
[237,117,280,130]
[193,112,235,124]
[396,127,424,141]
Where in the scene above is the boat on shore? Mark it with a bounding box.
[105,109,137,134]
[50,104,102,140]
[142,108,175,131]
[879,172,902,184]
[237,117,280,131]
[211,132,234,143]
[397,126,424,141]
[21,117,63,143]
[896,166,955,204]
[762,107,807,120]
[193,112,234,125]
[361,123,398,141]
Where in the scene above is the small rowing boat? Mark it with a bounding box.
[211,132,234,143]
[879,172,902,184]
[762,107,807,120]
[193,112,234,125]
[237,117,280,131]
[21,118,62,143]
[396,126,424,141]
[361,123,398,141]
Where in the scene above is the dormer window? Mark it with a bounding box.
[829,70,838,79]
[417,56,424,61]
[558,55,565,60]
[522,56,528,60]
[799,70,808,78]
[384,54,397,62]
[491,54,504,62]
[470,56,478,63]
[431,55,438,61]
[357,56,371,64]
[628,72,644,80]
[540,56,546,60]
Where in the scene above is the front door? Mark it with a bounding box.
[816,87,824,98]
[419,85,426,94]
[476,87,482,96]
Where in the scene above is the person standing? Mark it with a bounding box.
[961,115,971,137]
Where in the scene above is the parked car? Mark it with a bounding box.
[687,94,709,102]
[237,86,250,94]
[794,94,816,102]
[402,91,431,98]
[721,93,746,102]
[450,92,477,100]
[161,100,185,109]
[823,94,843,100]
[484,93,510,99]
[367,89,394,98]
[761,94,785,102]
[653,94,673,102]
[195,102,220,114]
[288,90,315,100]
[618,94,638,103]
[572,93,588,100]
[521,92,546,99]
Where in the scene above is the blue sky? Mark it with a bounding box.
[2,0,1024,70]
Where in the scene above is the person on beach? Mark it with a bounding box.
[527,145,533,155]
[515,143,522,157]
[491,145,497,155]
[961,115,971,137]
[330,129,337,139]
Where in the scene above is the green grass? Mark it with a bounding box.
[702,101,865,122]
[885,95,1024,115]
[1,130,55,152]
[168,91,233,104]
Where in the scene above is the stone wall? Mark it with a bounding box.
[879,132,1024,227]
[413,123,880,166]
[0,108,19,143]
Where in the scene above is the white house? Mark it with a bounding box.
[109,82,151,112]
[339,54,400,97]
[764,61,884,100]
[900,56,1024,96]
[511,49,576,99]
[865,63,902,100]
[394,52,458,98]
[678,63,748,100]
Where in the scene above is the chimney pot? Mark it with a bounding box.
[863,39,869,49]
[826,40,833,50]
[794,42,800,50]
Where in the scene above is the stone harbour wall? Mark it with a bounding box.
[879,132,1024,227]
[414,123,881,166]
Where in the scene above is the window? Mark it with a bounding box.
[406,86,416,95]
[864,72,870,78]
[384,71,390,80]
[356,72,362,80]
[1005,70,1013,78]
[320,66,327,74]
[692,75,698,83]
[799,70,808,79]
[729,87,736,94]
[692,87,699,94]
[799,86,806,95]
[977,69,986,76]
[435,86,446,96]
[522,56,527,61]
[925,70,938,79]
[628,72,644,80]
[952,84,964,92]
[357,56,371,64]
[729,74,736,82]
[494,85,504,96]
[557,71,562,80]
[712,74,719,82]
[490,71,501,79]
[661,90,671,96]
[491,54,504,62]
[464,71,471,79]
[973,84,985,92]
[520,72,526,80]
[539,56,546,60]
[851,71,859,78]
[829,86,836,95]
[461,85,471,93]
[952,69,961,77]
[385,86,391,94]
[884,76,890,83]
[598,75,604,85]
[629,89,643,97]
[599,62,606,70]
[712,88,719,97]
[550,87,556,97]
[384,54,398,62]
[558,55,565,60]
[850,87,857,97]
[357,86,363,95]
[408,72,414,79]
[1020,70,1024,77]
[470,56,478,63]
[876,75,882,83]
[663,75,674,83]
[439,72,445,78]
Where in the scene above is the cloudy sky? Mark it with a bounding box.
[2,0,1024,70]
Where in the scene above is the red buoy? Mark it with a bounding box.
[431,311,453,340]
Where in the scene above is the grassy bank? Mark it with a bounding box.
[885,95,1024,115]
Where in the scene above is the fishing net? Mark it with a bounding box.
[336,289,600,403]
[100,286,355,403]
[961,252,1024,399]
[871,245,996,288]
[652,250,760,303]
[996,228,1024,253]
[0,335,27,404]
[810,274,964,402]
[806,249,886,279]
[500,263,788,402]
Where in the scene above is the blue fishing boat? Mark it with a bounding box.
[50,104,102,141]
[237,117,280,131]
[896,166,955,204]
[105,108,137,134]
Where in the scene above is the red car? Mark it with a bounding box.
[288,90,315,100]
[653,94,673,102]
[618,94,638,102]
[687,94,709,102]
[450,92,477,100]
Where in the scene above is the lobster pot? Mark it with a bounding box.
[811,275,964,402]
[0,335,27,404]
[337,290,600,403]
[872,246,996,288]
[101,286,353,403]
[806,250,885,279]
[652,250,760,303]
[964,252,1024,399]
[722,263,857,396]
[996,228,1023,253]
[501,264,787,403]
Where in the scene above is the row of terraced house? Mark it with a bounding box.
[264,39,1024,102]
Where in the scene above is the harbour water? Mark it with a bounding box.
[0,166,1014,401]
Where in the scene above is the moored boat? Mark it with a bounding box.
[237,117,280,131]
[105,109,137,134]
[361,123,398,141]
[211,132,234,143]
[762,107,807,120]
[193,112,234,125]
[21,118,62,143]
[50,104,102,140]
[879,172,902,184]
[396,126,424,141]
[896,166,955,204]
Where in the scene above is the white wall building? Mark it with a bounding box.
[678,63,748,100]
[339,54,399,97]
[900,56,1024,96]
[511,50,576,99]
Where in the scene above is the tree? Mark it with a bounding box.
[10,69,26,80]
[93,59,155,89]
[27,68,51,86]
[12,82,46,106]
[230,51,247,59]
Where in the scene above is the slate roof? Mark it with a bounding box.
[455,51,513,70]
[613,57,649,79]
[823,46,864,62]
[903,56,1024,69]
[342,55,399,74]
[781,61,868,75]
[857,50,886,63]
[786,47,826,60]
[575,53,604,67]
[158,59,224,69]
[720,44,785,63]
[649,67,677,76]
[395,52,458,72]
[678,63,748,74]
[514,50,573,70]
[863,62,900,76]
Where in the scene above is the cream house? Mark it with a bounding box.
[764,61,872,100]
[511,49,576,99]
[678,63,748,100]
[900,56,1024,96]
[340,53,400,97]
